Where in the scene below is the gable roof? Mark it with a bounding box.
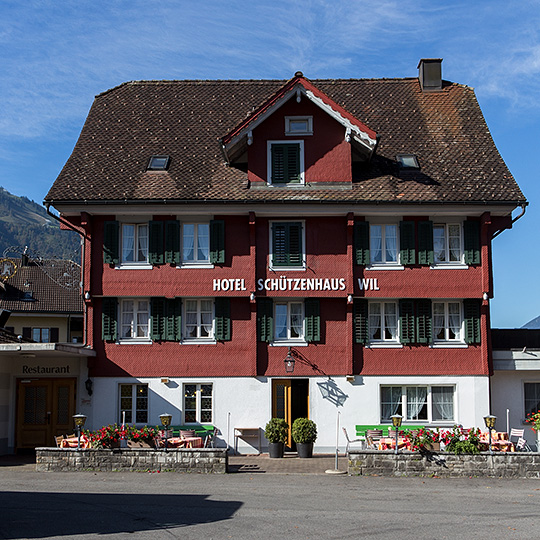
[0,259,83,314]
[221,73,377,163]
[45,76,526,208]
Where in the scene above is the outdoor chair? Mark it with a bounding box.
[366,429,383,441]
[54,435,64,448]
[180,429,195,439]
[204,429,217,448]
[510,428,531,451]
[342,427,364,453]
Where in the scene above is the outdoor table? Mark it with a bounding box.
[377,437,408,450]
[160,436,203,448]
[61,436,90,448]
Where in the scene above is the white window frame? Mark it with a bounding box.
[119,298,151,343]
[118,383,149,424]
[380,385,455,424]
[267,140,305,186]
[368,301,400,347]
[269,220,306,271]
[368,223,401,268]
[273,300,306,345]
[432,301,464,344]
[285,116,313,136]
[432,222,464,267]
[524,382,540,419]
[183,383,213,424]
[181,222,211,267]
[183,298,215,342]
[121,223,149,264]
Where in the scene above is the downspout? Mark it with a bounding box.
[492,203,527,239]
[44,203,90,347]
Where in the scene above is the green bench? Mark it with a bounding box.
[355,424,426,437]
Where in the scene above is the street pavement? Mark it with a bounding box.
[1,455,540,539]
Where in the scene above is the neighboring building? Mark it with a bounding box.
[42,59,526,453]
[492,329,540,448]
[0,256,94,454]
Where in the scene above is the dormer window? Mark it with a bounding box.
[147,155,170,171]
[268,141,304,185]
[397,154,420,169]
[285,116,313,136]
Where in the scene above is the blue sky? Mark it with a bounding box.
[0,0,538,327]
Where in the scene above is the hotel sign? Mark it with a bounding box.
[213,277,380,292]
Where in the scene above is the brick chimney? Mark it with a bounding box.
[417,58,442,92]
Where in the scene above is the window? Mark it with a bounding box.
[147,155,170,170]
[23,327,59,343]
[121,223,149,263]
[285,116,313,135]
[120,299,150,340]
[368,302,398,343]
[275,301,304,342]
[184,299,214,340]
[184,383,213,423]
[32,328,50,343]
[381,386,454,423]
[182,223,210,264]
[524,383,540,417]
[268,141,304,184]
[433,224,462,264]
[370,225,398,265]
[397,154,420,169]
[119,384,148,423]
[433,301,462,342]
[270,221,304,269]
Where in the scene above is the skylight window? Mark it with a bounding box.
[397,154,420,169]
[147,155,170,171]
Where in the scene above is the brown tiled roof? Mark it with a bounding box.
[0,259,83,314]
[45,77,526,206]
[0,327,34,344]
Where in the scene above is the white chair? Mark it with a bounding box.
[510,428,531,451]
[342,427,365,453]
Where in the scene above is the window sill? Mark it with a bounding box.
[115,263,153,270]
[181,339,217,345]
[271,341,308,347]
[366,265,404,271]
[268,266,306,272]
[430,342,468,349]
[117,339,153,345]
[430,264,469,270]
[177,263,214,269]
[366,342,403,348]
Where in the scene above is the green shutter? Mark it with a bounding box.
[464,299,481,344]
[102,297,118,341]
[305,299,321,342]
[272,143,301,183]
[166,298,182,341]
[464,220,481,265]
[272,222,303,267]
[354,221,370,266]
[215,297,231,341]
[399,300,415,344]
[257,298,274,342]
[149,221,164,265]
[165,221,180,265]
[103,221,119,264]
[400,221,416,265]
[417,221,434,265]
[353,299,369,345]
[210,220,225,264]
[151,298,165,340]
[416,299,432,344]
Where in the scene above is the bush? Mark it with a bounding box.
[265,418,289,443]
[441,425,481,454]
[84,424,159,448]
[292,418,317,444]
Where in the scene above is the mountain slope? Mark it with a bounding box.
[0,187,80,259]
[522,316,540,330]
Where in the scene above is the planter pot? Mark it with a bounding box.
[268,442,284,458]
[296,442,314,458]
[422,442,440,452]
[127,440,153,449]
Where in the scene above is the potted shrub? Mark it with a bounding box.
[265,418,288,458]
[292,418,317,458]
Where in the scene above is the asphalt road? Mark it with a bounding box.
[1,462,539,539]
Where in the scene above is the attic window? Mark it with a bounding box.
[21,291,35,302]
[285,116,313,136]
[147,155,170,171]
[397,154,420,169]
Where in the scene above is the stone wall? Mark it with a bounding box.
[348,450,540,478]
[36,447,228,473]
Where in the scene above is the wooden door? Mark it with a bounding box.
[16,378,76,449]
[272,379,292,448]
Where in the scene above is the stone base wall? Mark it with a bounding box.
[348,450,540,478]
[36,447,228,473]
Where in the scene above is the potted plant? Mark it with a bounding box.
[525,410,540,449]
[265,418,288,458]
[292,418,317,458]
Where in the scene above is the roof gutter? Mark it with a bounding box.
[492,203,527,239]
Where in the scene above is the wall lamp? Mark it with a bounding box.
[284,347,295,373]
[85,378,93,396]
